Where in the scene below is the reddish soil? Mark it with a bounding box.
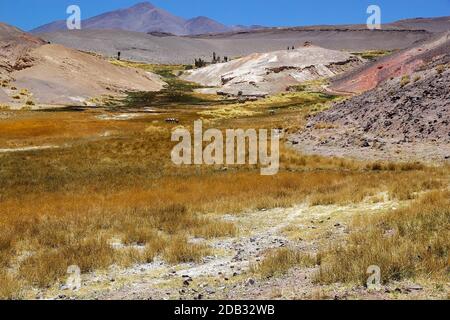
[330,32,450,93]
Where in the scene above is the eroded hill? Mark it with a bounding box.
[0,23,165,107]
[182,45,363,96]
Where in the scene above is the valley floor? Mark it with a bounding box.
[0,63,448,300]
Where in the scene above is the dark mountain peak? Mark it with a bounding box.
[188,16,213,22]
[184,16,230,34]
[129,2,156,11]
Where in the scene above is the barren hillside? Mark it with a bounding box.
[292,36,450,162]
[330,32,450,93]
[0,23,45,78]
[0,23,165,106]
[182,45,363,96]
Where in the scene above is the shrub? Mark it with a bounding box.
[400,75,410,87]
[436,64,445,75]
[253,248,316,278]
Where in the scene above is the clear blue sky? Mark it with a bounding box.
[0,0,449,31]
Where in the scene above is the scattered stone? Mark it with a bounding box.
[246,278,256,286]
[406,284,423,291]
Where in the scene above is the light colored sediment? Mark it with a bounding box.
[0,145,59,153]
[182,46,363,96]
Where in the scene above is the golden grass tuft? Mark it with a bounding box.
[252,248,316,278]
[19,237,114,288]
[400,75,411,87]
[0,272,21,300]
[163,236,209,264]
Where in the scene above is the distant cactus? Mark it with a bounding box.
[194,58,206,68]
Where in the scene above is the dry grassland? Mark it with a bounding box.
[0,63,448,299]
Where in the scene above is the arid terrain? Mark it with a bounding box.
[181,45,363,96]
[0,5,449,301]
[292,32,450,161]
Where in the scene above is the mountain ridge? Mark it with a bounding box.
[31,1,258,35]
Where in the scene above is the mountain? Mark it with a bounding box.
[184,16,230,35]
[31,2,248,36]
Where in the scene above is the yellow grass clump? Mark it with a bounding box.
[252,248,316,278]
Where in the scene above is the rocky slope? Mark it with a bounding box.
[0,23,46,79]
[291,53,450,162]
[330,32,450,93]
[181,45,363,96]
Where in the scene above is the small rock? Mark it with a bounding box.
[246,278,255,286]
[406,284,423,291]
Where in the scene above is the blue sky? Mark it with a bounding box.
[0,0,449,31]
